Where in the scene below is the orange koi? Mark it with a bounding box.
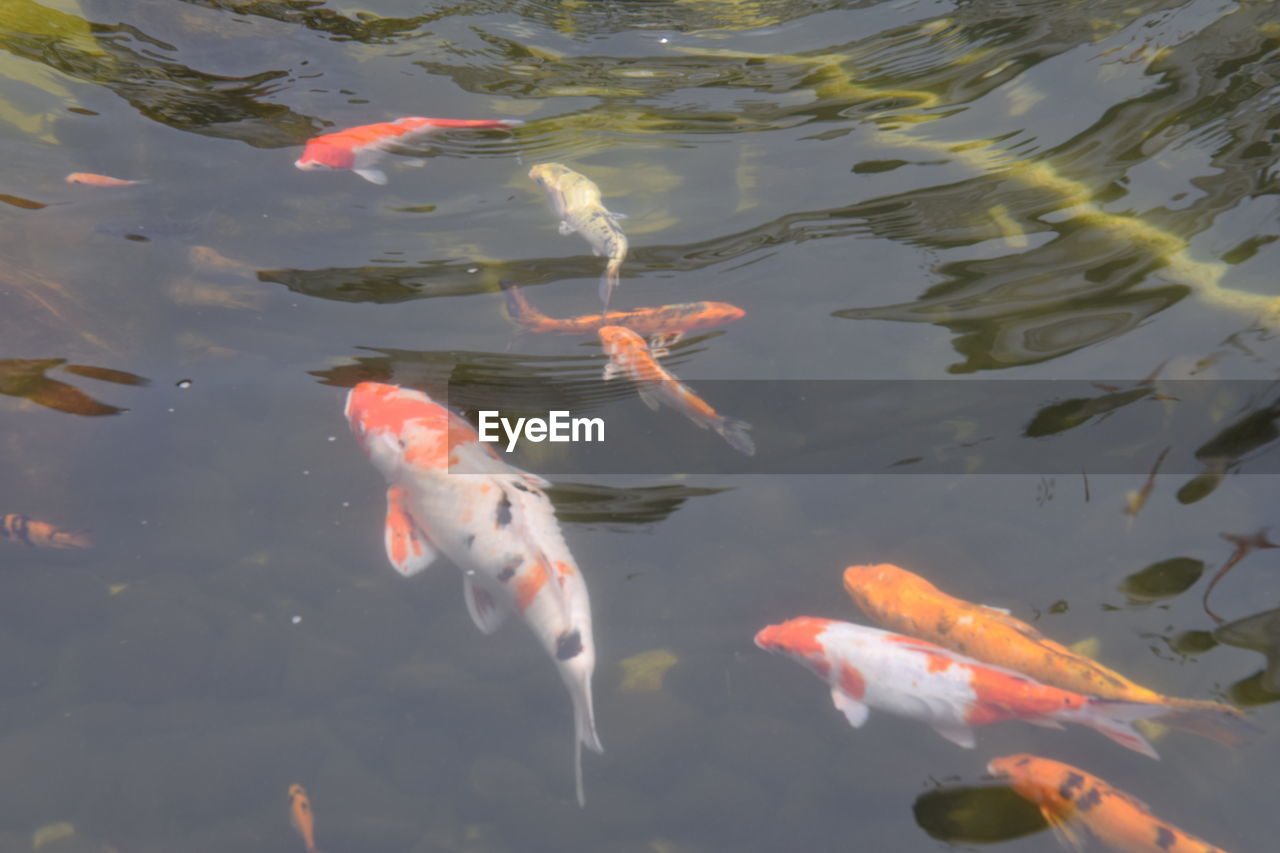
[1,514,90,549]
[288,783,318,853]
[598,325,754,455]
[989,754,1230,852]
[756,618,1163,757]
[501,280,744,339]
[842,563,1248,742]
[295,116,522,184]
[64,172,144,187]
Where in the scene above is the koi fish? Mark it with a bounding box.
[598,325,754,456]
[528,163,628,309]
[841,563,1249,743]
[754,617,1164,757]
[287,784,319,853]
[296,116,523,185]
[989,754,1230,852]
[1,514,90,549]
[344,382,601,805]
[64,172,144,187]
[501,280,744,339]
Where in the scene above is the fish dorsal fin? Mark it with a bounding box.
[931,722,976,749]
[830,687,869,728]
[463,574,509,634]
[384,487,438,577]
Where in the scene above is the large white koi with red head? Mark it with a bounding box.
[296,116,522,185]
[344,382,601,805]
[754,617,1164,758]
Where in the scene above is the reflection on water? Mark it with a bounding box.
[3,0,1280,849]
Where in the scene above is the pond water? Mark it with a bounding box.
[3,0,1279,850]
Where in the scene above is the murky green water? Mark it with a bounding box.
[3,0,1280,850]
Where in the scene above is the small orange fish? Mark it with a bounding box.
[295,116,522,184]
[64,172,144,187]
[1,514,90,549]
[989,753,1230,852]
[288,784,318,852]
[598,325,754,455]
[501,280,744,339]
[842,563,1248,742]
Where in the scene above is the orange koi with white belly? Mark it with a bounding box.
[597,325,754,456]
[989,753,1231,853]
[842,563,1248,743]
[296,116,523,185]
[344,382,601,805]
[755,617,1165,757]
[501,280,744,339]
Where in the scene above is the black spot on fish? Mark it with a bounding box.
[555,630,583,661]
[1014,756,1031,766]
[463,534,475,549]
[1075,788,1103,812]
[1058,772,1086,801]
[497,556,522,583]
[495,491,512,528]
[1154,825,1177,850]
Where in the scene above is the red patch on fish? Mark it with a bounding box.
[839,663,867,699]
[515,559,550,613]
[964,665,1085,726]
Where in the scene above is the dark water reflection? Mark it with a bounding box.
[3,0,1280,850]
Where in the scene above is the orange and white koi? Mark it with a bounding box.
[287,784,319,853]
[528,163,628,309]
[754,617,1164,757]
[501,280,743,340]
[1,514,90,549]
[598,325,754,456]
[296,116,523,185]
[344,382,601,805]
[842,563,1248,742]
[64,172,144,187]
[989,754,1230,853]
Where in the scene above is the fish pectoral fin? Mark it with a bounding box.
[930,722,976,749]
[1041,808,1088,853]
[830,687,869,728]
[979,604,1011,615]
[1022,717,1065,730]
[463,575,509,634]
[634,381,664,411]
[384,487,438,577]
[558,220,574,236]
[354,167,388,185]
[602,362,622,382]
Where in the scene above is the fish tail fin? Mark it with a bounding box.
[1067,699,1166,759]
[1158,698,1258,746]
[598,260,620,311]
[715,417,756,456]
[569,669,602,808]
[499,280,544,329]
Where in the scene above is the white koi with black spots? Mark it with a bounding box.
[344,382,602,805]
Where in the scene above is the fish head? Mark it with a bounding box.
[597,325,643,357]
[344,382,457,478]
[295,138,355,172]
[754,617,833,670]
[842,563,904,603]
[528,162,570,189]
